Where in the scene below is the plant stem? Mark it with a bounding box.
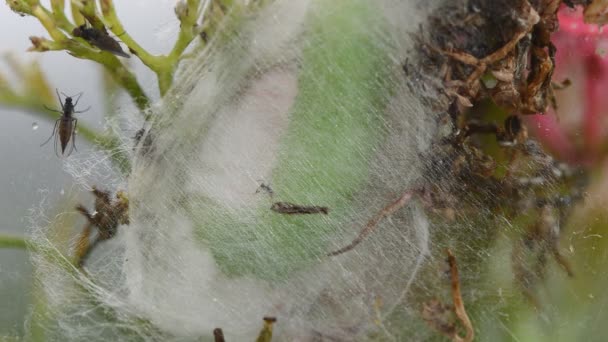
[0,235,29,250]
[100,0,203,95]
[23,2,151,112]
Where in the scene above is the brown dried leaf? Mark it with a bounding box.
[584,0,608,25]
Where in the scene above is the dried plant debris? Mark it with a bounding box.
[329,112,583,258]
[580,0,608,24]
[328,189,417,256]
[422,250,474,342]
[416,0,590,304]
[331,0,590,310]
[213,328,225,342]
[270,202,329,215]
[75,187,129,267]
[414,0,584,116]
[256,317,277,342]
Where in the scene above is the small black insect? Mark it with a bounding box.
[133,127,155,156]
[72,24,130,58]
[255,182,274,197]
[270,202,329,215]
[41,89,90,156]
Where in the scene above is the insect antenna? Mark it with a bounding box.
[55,88,65,111]
[43,105,63,113]
[66,92,84,106]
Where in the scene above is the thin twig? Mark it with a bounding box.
[421,250,474,342]
[447,249,474,342]
[328,189,417,256]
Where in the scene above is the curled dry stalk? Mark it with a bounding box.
[328,189,418,256]
[421,250,474,342]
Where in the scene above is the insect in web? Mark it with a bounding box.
[40,89,90,157]
[72,24,130,58]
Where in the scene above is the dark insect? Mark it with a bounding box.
[75,187,129,267]
[255,182,274,197]
[200,31,208,43]
[72,24,130,58]
[41,89,90,157]
[133,127,155,155]
[270,202,329,215]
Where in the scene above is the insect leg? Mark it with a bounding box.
[40,119,60,147]
[75,106,91,114]
[43,105,63,113]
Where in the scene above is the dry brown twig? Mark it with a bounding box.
[434,0,567,115]
[213,328,225,342]
[327,189,417,256]
[422,249,474,342]
[74,187,129,267]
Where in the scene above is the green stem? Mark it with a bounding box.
[168,0,201,61]
[99,0,164,71]
[26,2,151,112]
[73,0,105,29]
[50,0,76,33]
[32,5,69,42]
[0,235,29,250]
[100,0,203,95]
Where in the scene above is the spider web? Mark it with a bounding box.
[26,0,451,340]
